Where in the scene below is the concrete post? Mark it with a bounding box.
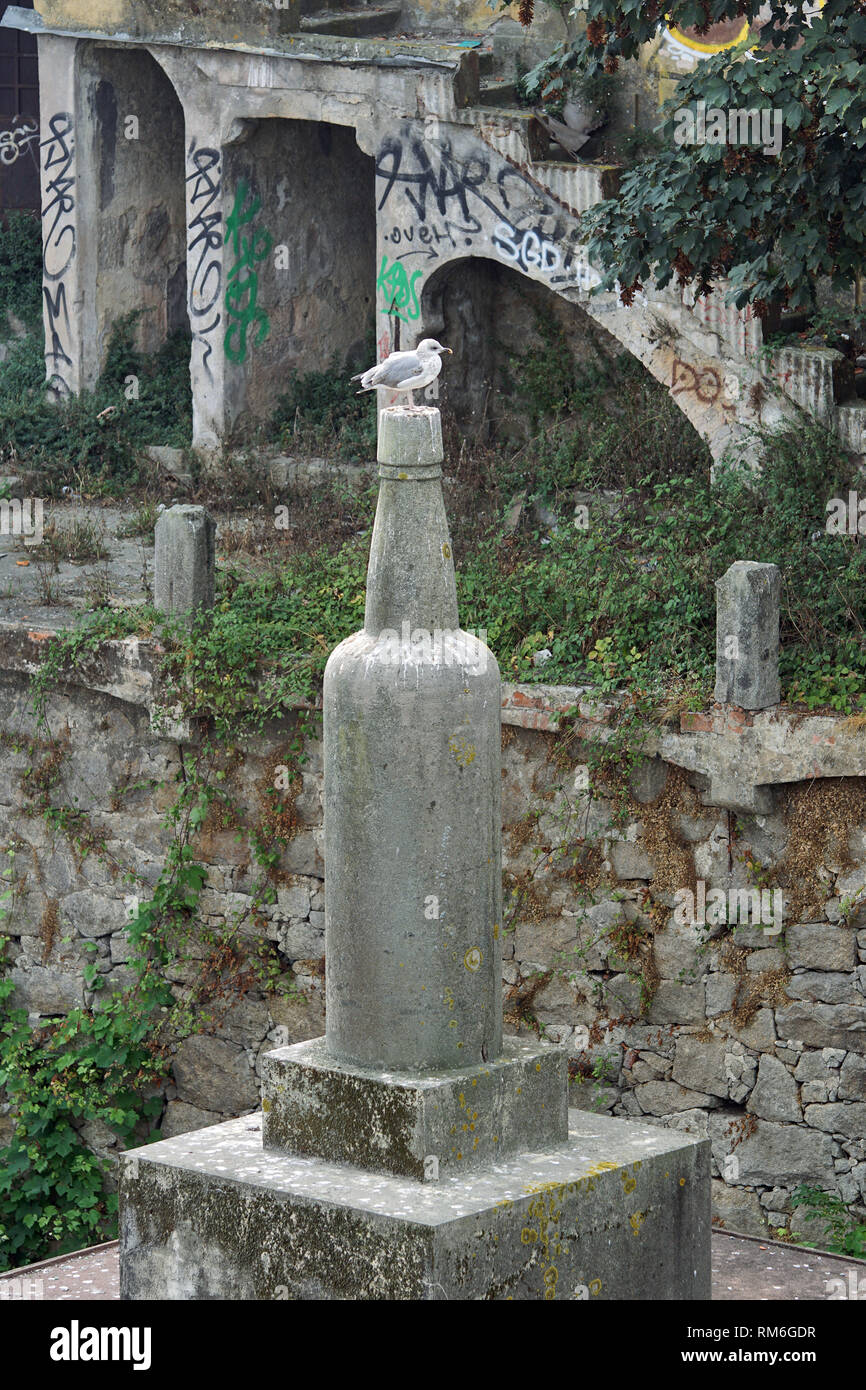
[183,117,232,452]
[323,406,503,1072]
[38,34,99,400]
[715,560,781,709]
[153,504,215,624]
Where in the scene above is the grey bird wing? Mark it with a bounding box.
[367,351,423,388]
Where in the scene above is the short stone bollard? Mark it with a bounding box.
[153,504,215,626]
[714,560,780,709]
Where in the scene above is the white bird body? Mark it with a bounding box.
[351,338,452,409]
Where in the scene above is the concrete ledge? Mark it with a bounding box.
[119,1110,711,1300]
[261,1034,568,1180]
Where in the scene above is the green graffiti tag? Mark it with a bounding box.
[224,180,273,364]
[376,253,422,323]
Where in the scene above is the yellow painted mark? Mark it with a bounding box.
[398,471,408,480]
[589,1278,602,1297]
[442,542,451,559]
[464,947,482,973]
[679,1177,686,1187]
[629,1212,645,1237]
[536,1063,541,1072]
[493,923,500,940]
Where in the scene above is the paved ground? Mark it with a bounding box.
[2,1233,863,1300]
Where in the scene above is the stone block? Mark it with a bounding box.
[706,972,737,1016]
[261,1035,567,1181]
[709,1115,835,1186]
[775,1003,866,1054]
[711,1180,768,1237]
[172,1035,259,1114]
[9,964,84,1015]
[787,971,858,1005]
[610,841,653,881]
[119,1111,711,1301]
[714,560,780,709]
[61,890,129,938]
[746,1055,801,1122]
[671,1035,730,1099]
[160,1102,222,1140]
[646,979,705,1025]
[785,923,857,972]
[838,1053,866,1101]
[634,1080,714,1115]
[154,505,215,624]
[803,1103,866,1138]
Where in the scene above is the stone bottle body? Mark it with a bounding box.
[323,409,503,1073]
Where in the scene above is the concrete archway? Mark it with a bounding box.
[420,254,631,446]
[78,43,187,368]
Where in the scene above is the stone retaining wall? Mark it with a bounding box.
[1,640,865,1241]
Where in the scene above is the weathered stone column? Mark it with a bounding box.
[324,407,503,1071]
[715,560,780,709]
[154,504,215,624]
[37,34,99,400]
[182,116,232,452]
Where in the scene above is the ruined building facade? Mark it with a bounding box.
[4,0,864,459]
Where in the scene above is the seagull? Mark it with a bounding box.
[351,339,452,410]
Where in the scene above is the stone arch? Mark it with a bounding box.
[373,121,746,458]
[218,115,376,429]
[420,253,631,445]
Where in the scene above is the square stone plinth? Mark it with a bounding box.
[261,1035,567,1180]
[119,1111,710,1301]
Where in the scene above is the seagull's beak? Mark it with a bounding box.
[442,347,453,355]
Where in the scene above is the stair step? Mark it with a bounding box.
[478,77,518,106]
[300,4,401,37]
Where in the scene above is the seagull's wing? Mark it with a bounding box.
[369,351,423,388]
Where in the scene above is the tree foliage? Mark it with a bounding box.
[512,1,866,312]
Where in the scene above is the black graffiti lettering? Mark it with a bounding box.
[39,113,76,394]
[41,112,76,282]
[186,144,223,379]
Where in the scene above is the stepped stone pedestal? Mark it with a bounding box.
[119,407,710,1300]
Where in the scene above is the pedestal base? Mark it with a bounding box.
[119,1110,710,1301]
[261,1035,567,1179]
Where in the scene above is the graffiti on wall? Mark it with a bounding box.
[223,179,272,365]
[374,133,597,326]
[186,142,223,382]
[41,112,76,397]
[376,254,422,323]
[0,116,39,166]
[670,357,722,406]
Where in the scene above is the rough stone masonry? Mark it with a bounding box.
[117,407,710,1300]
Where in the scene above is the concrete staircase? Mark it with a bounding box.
[300,2,402,37]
